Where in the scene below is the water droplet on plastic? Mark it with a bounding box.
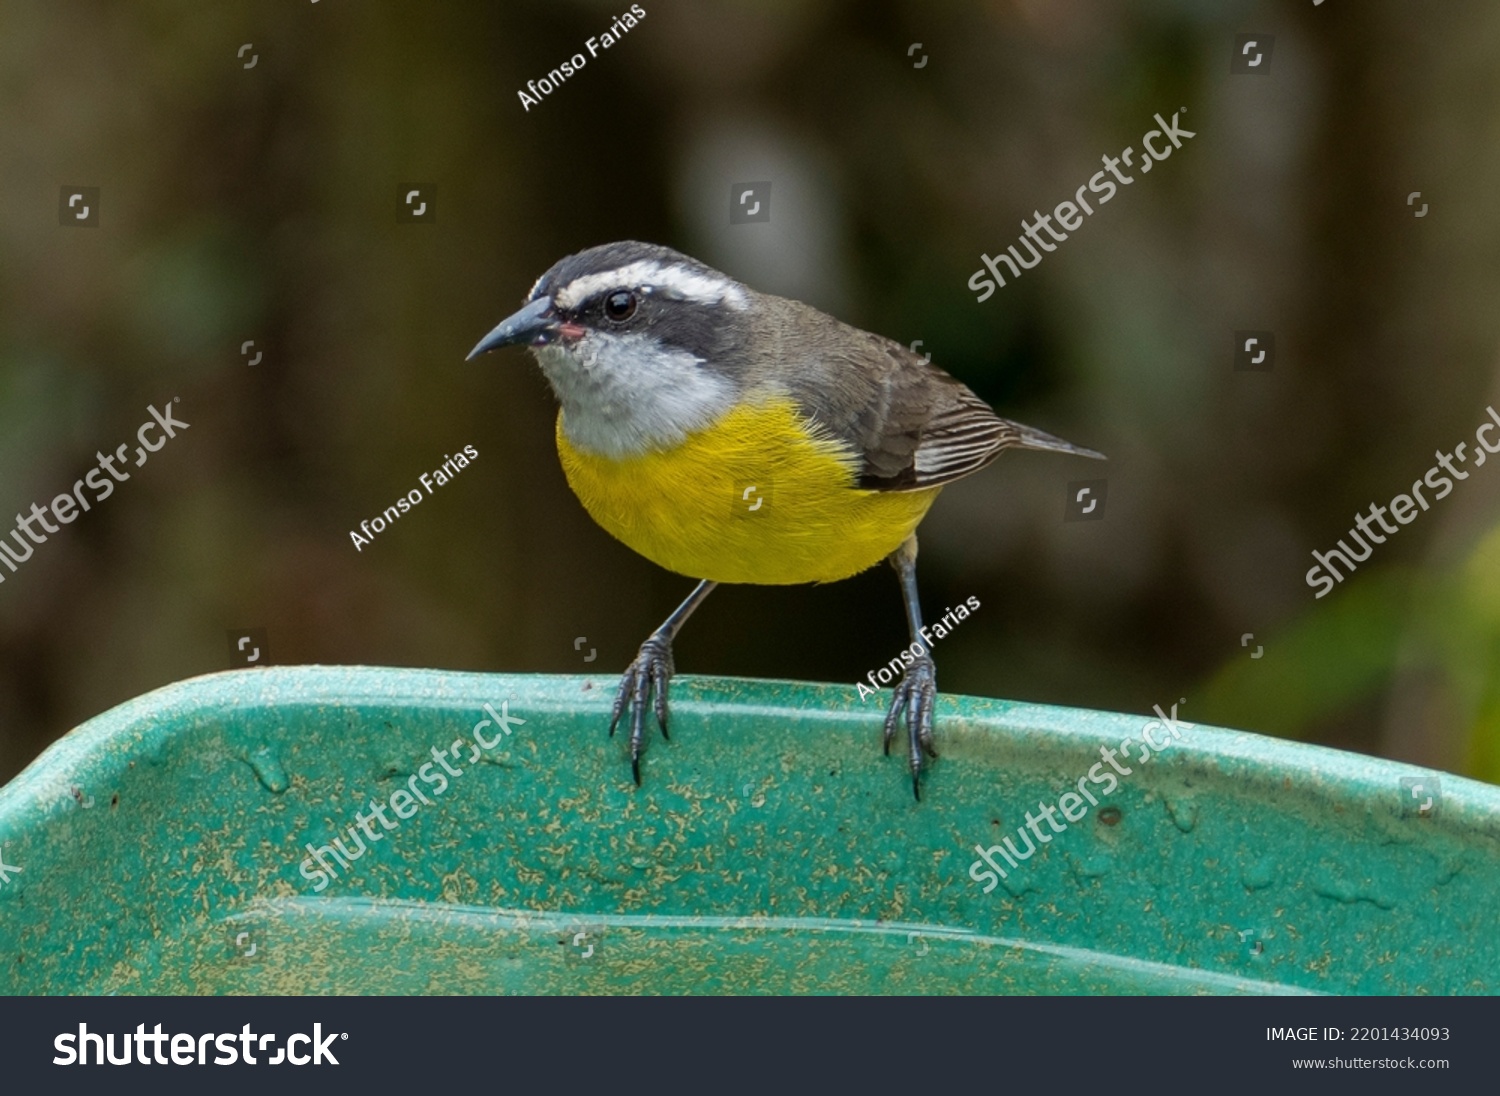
[249,746,288,794]
[1165,795,1197,833]
[1241,856,1276,890]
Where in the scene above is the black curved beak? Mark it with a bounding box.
[466,297,556,360]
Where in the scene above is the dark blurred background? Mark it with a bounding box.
[3,0,1500,786]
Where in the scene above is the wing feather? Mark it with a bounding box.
[852,342,1103,491]
[753,296,1103,492]
[903,380,1104,488]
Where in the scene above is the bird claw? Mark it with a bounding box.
[882,655,938,798]
[609,631,676,784]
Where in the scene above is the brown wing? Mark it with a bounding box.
[746,295,1103,491]
[821,334,1103,491]
[898,365,1106,489]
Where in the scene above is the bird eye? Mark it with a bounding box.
[603,290,637,322]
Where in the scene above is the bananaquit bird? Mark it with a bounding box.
[468,241,1103,796]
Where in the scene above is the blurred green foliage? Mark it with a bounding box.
[1202,519,1500,785]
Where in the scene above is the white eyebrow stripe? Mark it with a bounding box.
[553,260,748,310]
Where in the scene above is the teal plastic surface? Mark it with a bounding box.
[0,668,1494,994]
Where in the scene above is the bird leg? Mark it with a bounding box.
[883,535,939,799]
[610,579,717,785]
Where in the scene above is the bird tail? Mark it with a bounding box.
[1008,421,1107,461]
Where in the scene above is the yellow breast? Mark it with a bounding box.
[555,399,940,585]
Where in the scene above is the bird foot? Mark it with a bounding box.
[883,654,939,799]
[609,630,675,785]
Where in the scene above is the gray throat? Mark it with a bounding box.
[532,334,737,459]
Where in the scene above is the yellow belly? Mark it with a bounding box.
[555,400,940,585]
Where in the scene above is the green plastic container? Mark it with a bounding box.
[0,667,1494,994]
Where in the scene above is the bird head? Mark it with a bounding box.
[466,241,754,458]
